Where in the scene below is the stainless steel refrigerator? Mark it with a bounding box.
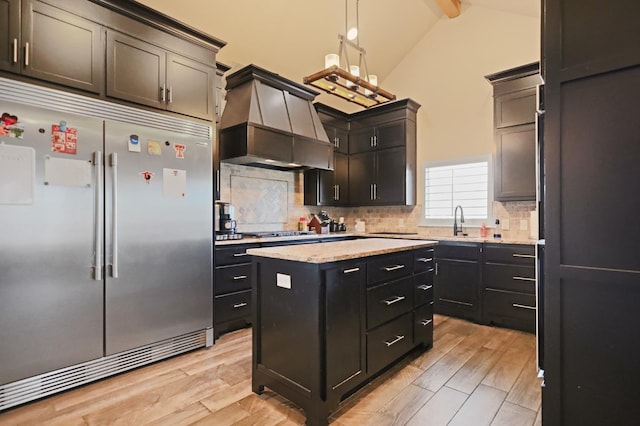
[0,78,212,409]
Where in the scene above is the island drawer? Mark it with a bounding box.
[215,244,260,266]
[413,272,434,307]
[367,252,413,285]
[413,248,435,273]
[215,263,252,295]
[413,302,434,347]
[367,276,413,329]
[484,244,535,265]
[484,263,535,294]
[367,312,413,375]
[214,290,252,323]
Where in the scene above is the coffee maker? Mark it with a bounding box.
[215,202,240,239]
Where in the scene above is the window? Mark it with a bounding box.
[422,156,492,227]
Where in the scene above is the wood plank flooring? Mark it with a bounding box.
[0,315,541,425]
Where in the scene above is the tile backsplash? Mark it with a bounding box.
[219,163,537,240]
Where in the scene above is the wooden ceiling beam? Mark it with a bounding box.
[435,0,461,18]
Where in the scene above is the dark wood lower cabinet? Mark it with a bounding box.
[251,246,434,426]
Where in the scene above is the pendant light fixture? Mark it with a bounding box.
[303,0,396,108]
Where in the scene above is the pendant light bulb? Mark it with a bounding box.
[347,27,358,41]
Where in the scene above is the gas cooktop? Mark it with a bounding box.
[242,230,315,238]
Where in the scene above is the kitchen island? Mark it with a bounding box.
[247,238,437,426]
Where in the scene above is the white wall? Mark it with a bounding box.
[382,4,539,204]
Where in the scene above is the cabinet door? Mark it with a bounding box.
[334,128,349,154]
[325,263,364,392]
[376,120,405,150]
[0,0,20,73]
[348,152,375,205]
[434,259,480,320]
[349,127,374,154]
[334,152,349,205]
[107,31,166,109]
[317,169,336,205]
[22,0,103,93]
[167,53,214,120]
[495,123,535,201]
[495,89,535,128]
[374,147,406,204]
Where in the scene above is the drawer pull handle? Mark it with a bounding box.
[233,275,248,280]
[417,284,433,291]
[440,298,473,307]
[233,253,249,257]
[233,302,248,309]
[420,319,433,327]
[417,257,433,263]
[383,264,405,272]
[512,254,535,259]
[383,295,406,306]
[513,276,536,282]
[343,267,360,274]
[512,303,536,310]
[384,335,405,347]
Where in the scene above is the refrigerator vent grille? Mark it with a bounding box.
[0,77,212,139]
[0,329,207,411]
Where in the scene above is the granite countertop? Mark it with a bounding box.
[246,238,438,264]
[361,233,537,245]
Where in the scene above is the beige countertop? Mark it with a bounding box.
[215,232,536,246]
[246,238,438,264]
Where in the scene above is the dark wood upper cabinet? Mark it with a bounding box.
[0,0,20,74]
[165,54,215,120]
[2,0,103,93]
[107,31,215,120]
[107,31,166,109]
[1,0,224,120]
[486,63,540,202]
[494,124,536,201]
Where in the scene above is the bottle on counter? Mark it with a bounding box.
[298,216,307,231]
[480,222,488,238]
[493,219,502,239]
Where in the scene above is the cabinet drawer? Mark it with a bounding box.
[413,272,434,307]
[215,263,252,295]
[484,264,535,294]
[414,248,435,273]
[367,252,413,285]
[484,289,535,332]
[214,290,252,323]
[413,302,434,347]
[367,313,413,375]
[436,243,481,261]
[215,244,259,265]
[484,244,535,265]
[367,276,413,329]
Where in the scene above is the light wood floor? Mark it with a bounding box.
[0,315,542,425]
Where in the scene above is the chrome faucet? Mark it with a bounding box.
[453,205,465,236]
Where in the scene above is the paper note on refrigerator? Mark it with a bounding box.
[163,168,186,198]
[44,156,92,187]
[0,144,35,204]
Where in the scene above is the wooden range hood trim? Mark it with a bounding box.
[435,0,461,18]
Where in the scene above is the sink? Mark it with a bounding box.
[369,232,419,236]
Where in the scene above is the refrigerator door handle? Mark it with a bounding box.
[94,151,103,281]
[110,152,119,278]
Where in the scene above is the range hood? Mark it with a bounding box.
[219,64,333,170]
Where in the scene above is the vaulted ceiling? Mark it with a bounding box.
[138,0,539,93]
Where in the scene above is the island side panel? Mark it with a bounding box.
[252,257,322,406]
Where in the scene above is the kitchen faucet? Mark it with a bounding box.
[453,205,465,236]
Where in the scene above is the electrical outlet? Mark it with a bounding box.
[501,219,510,230]
[520,219,529,231]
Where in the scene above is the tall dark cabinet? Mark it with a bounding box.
[543,1,640,424]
